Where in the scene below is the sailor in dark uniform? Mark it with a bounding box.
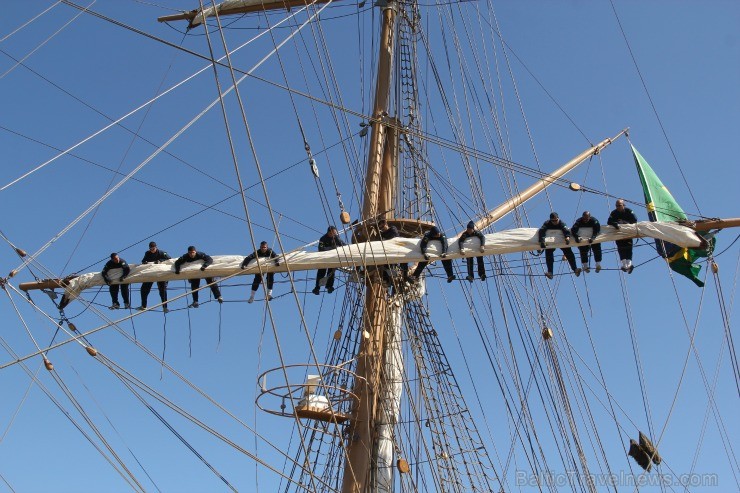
[571,211,602,273]
[313,226,347,295]
[377,219,409,285]
[378,219,399,241]
[174,246,222,308]
[538,212,580,279]
[458,221,486,282]
[102,253,130,309]
[411,226,455,282]
[607,199,638,273]
[137,241,171,312]
[241,241,280,303]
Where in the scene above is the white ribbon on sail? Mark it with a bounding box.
[60,221,701,303]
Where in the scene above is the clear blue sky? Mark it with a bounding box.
[0,1,738,492]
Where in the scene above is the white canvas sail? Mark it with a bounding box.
[373,298,404,491]
[57,221,701,303]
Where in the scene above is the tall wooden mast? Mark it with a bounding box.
[341,1,398,491]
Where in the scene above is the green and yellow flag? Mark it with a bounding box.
[631,145,711,287]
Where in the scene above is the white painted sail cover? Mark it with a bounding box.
[60,222,701,303]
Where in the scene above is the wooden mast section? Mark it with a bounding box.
[342,1,398,492]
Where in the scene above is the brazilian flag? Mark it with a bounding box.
[631,145,712,287]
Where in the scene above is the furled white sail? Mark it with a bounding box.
[374,298,404,491]
[60,221,701,303]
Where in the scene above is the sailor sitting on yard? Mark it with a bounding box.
[410,226,455,283]
[458,221,486,282]
[377,219,409,286]
[538,212,581,279]
[137,241,171,312]
[608,199,638,273]
[571,211,602,274]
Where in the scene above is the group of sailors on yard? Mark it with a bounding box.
[102,243,222,311]
[101,199,638,310]
[538,198,638,278]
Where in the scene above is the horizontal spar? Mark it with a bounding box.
[19,222,701,305]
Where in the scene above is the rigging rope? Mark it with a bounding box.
[59,32,190,276]
[5,279,342,486]
[0,1,61,45]
[0,344,144,490]
[608,0,702,215]
[0,0,92,80]
[203,3,358,488]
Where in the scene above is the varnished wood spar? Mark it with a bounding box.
[19,277,76,292]
[157,0,335,27]
[693,218,740,231]
[342,1,398,491]
[472,129,628,233]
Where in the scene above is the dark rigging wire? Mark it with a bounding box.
[608,0,703,215]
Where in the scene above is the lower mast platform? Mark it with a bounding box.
[295,405,350,423]
[256,364,362,427]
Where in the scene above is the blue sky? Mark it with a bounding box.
[0,1,738,492]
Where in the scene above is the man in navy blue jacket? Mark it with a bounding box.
[411,226,455,283]
[312,226,346,295]
[538,213,580,279]
[175,246,222,308]
[607,199,638,273]
[241,241,280,303]
[137,241,171,312]
[458,221,486,282]
[571,211,602,273]
[102,253,130,309]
